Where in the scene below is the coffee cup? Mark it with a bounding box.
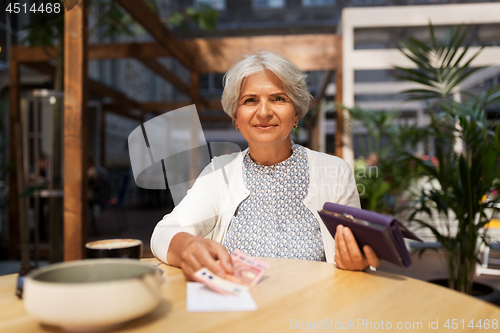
[85,239,143,259]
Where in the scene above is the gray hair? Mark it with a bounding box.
[221,51,312,120]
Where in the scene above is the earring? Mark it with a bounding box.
[236,127,240,131]
[293,124,298,128]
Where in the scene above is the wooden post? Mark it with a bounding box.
[335,37,344,159]
[7,48,21,260]
[64,0,88,261]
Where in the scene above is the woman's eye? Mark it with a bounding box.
[244,98,256,103]
[274,96,286,101]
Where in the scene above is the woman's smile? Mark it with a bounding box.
[254,124,278,130]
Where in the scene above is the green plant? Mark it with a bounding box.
[353,157,390,213]
[344,106,419,213]
[396,24,500,294]
[395,23,484,101]
[167,4,218,31]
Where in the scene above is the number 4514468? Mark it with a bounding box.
[6,2,61,14]
[444,319,498,329]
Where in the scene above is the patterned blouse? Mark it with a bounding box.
[223,142,326,261]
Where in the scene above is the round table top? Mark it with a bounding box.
[1,257,499,332]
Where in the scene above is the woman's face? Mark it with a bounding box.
[234,69,298,149]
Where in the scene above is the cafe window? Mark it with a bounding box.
[253,0,285,10]
[302,0,334,6]
[196,0,226,11]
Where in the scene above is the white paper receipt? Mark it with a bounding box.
[186,282,257,312]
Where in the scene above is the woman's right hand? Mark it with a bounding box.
[167,232,233,281]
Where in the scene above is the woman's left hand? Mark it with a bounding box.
[334,225,381,271]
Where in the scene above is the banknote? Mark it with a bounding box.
[226,249,269,288]
[194,267,249,296]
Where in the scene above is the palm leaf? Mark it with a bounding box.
[393,66,436,84]
[429,21,436,48]
[396,23,486,101]
[443,25,468,68]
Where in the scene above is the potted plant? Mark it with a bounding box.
[346,107,418,214]
[395,24,500,294]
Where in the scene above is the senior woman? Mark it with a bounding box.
[151,51,380,280]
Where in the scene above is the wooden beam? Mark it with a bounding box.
[14,42,171,62]
[64,0,88,261]
[193,34,341,73]
[7,49,20,259]
[335,37,343,159]
[14,34,341,73]
[89,42,170,59]
[113,0,196,71]
[13,46,57,63]
[95,35,341,72]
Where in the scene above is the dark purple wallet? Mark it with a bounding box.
[318,202,423,268]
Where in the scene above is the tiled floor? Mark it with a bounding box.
[2,207,499,306]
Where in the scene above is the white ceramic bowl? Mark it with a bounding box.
[23,259,162,332]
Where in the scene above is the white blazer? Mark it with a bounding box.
[150,147,361,264]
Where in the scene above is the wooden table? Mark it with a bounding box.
[1,258,500,332]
